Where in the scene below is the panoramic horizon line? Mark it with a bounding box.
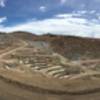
[0,30,100,39]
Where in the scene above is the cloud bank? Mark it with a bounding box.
[0,13,100,38]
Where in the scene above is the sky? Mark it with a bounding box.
[0,0,100,37]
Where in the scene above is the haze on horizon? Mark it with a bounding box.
[0,0,100,38]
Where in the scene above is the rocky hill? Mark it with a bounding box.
[9,32,100,60]
[0,31,100,100]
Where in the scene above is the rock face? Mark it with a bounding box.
[0,32,100,100]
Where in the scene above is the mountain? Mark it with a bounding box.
[10,32,100,60]
[49,35,100,60]
[0,32,23,51]
[10,31,36,41]
[0,31,100,100]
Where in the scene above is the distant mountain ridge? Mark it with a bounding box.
[0,31,100,60]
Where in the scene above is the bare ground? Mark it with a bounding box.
[0,76,100,100]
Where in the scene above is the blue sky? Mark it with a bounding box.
[0,0,100,37]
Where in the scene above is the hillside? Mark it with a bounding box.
[10,31,36,41]
[49,36,100,60]
[0,31,100,100]
[10,32,100,60]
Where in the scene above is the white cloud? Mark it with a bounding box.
[55,14,88,24]
[89,10,96,14]
[55,14,73,18]
[0,17,7,23]
[55,11,88,18]
[76,10,87,15]
[0,14,100,38]
[0,0,6,7]
[39,6,46,12]
[60,0,67,5]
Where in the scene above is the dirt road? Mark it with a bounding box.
[0,42,27,60]
[0,76,100,100]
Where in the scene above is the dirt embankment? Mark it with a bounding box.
[0,72,100,95]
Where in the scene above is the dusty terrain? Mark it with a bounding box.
[0,32,100,100]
